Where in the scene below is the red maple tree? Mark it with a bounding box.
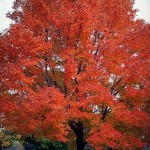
[0,0,150,149]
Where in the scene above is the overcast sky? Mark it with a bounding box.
[0,0,150,32]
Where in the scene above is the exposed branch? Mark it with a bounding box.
[74,24,82,50]
[101,106,110,121]
[69,121,78,134]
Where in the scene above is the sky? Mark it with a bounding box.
[0,0,150,32]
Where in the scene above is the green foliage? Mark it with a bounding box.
[0,132,68,150]
[24,135,68,150]
[0,130,22,149]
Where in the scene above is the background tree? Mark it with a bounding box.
[0,0,150,150]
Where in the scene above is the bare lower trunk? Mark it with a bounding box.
[69,121,87,150]
[0,140,2,150]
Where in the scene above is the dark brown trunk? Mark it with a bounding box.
[0,140,2,150]
[69,121,87,150]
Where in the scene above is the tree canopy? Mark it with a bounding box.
[0,0,150,149]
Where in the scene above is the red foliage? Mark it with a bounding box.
[0,0,150,149]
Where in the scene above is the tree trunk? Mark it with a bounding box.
[0,140,2,150]
[69,121,87,150]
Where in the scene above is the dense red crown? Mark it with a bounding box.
[0,0,150,149]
